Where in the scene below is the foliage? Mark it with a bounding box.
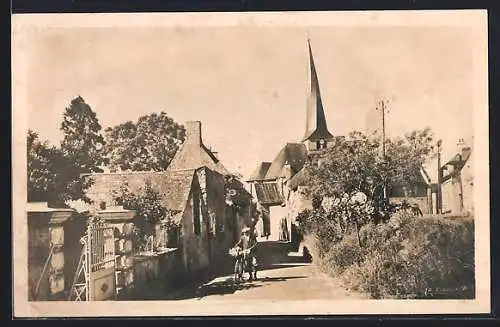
[385,127,436,188]
[60,96,107,173]
[308,214,475,299]
[27,129,93,206]
[224,174,251,209]
[307,128,435,200]
[112,180,180,251]
[28,96,105,205]
[298,128,435,236]
[103,112,186,172]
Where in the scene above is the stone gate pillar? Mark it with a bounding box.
[97,206,136,299]
[27,203,75,301]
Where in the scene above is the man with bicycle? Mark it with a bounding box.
[234,226,258,281]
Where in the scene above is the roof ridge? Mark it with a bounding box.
[80,170,171,178]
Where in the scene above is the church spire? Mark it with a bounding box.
[302,38,334,142]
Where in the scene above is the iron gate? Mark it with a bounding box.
[69,217,116,301]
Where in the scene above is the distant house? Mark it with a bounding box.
[387,169,433,214]
[440,142,473,215]
[408,139,474,216]
[82,121,252,280]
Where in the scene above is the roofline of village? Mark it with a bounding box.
[80,166,210,178]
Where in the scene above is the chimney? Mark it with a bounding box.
[185,121,202,146]
[457,138,471,161]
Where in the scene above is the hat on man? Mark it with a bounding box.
[241,226,251,234]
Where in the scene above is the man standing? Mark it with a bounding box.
[235,226,258,281]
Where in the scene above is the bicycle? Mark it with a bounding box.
[229,246,246,283]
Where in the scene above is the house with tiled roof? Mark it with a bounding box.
[82,120,252,280]
[440,139,474,215]
[247,39,335,242]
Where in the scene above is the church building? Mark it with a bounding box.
[247,39,335,242]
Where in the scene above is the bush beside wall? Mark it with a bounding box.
[305,214,475,299]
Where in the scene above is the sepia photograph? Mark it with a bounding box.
[12,10,489,317]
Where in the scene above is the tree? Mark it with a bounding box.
[112,180,180,251]
[27,130,93,206]
[60,96,107,173]
[307,132,382,199]
[308,129,435,201]
[300,128,435,244]
[103,112,186,172]
[385,127,435,188]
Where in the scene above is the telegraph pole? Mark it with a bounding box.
[381,100,386,162]
[377,100,388,200]
[436,139,442,214]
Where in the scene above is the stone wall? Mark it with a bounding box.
[179,180,211,278]
[205,168,239,265]
[95,207,184,300]
[131,249,182,295]
[179,167,251,280]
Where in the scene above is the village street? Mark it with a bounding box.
[132,241,368,301]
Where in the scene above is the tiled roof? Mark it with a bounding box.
[264,143,308,180]
[168,142,229,175]
[444,147,472,168]
[254,182,284,205]
[247,162,272,182]
[83,170,196,222]
[441,147,473,183]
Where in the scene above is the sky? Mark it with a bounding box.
[26,25,474,180]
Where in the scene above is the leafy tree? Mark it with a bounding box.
[27,130,93,206]
[308,128,435,201]
[224,174,251,208]
[28,96,104,206]
[385,127,435,188]
[112,180,180,251]
[60,96,107,173]
[299,128,435,245]
[307,132,382,199]
[103,112,186,172]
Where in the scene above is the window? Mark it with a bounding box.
[193,193,201,235]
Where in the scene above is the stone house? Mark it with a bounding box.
[82,120,252,281]
[416,139,474,216]
[440,142,473,215]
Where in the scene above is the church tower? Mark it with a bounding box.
[302,38,334,154]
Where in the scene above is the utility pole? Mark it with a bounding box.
[377,100,388,200]
[381,100,386,164]
[436,139,443,214]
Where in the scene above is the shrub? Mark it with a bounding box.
[309,214,475,299]
[321,232,365,275]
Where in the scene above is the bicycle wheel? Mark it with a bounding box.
[234,258,242,283]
